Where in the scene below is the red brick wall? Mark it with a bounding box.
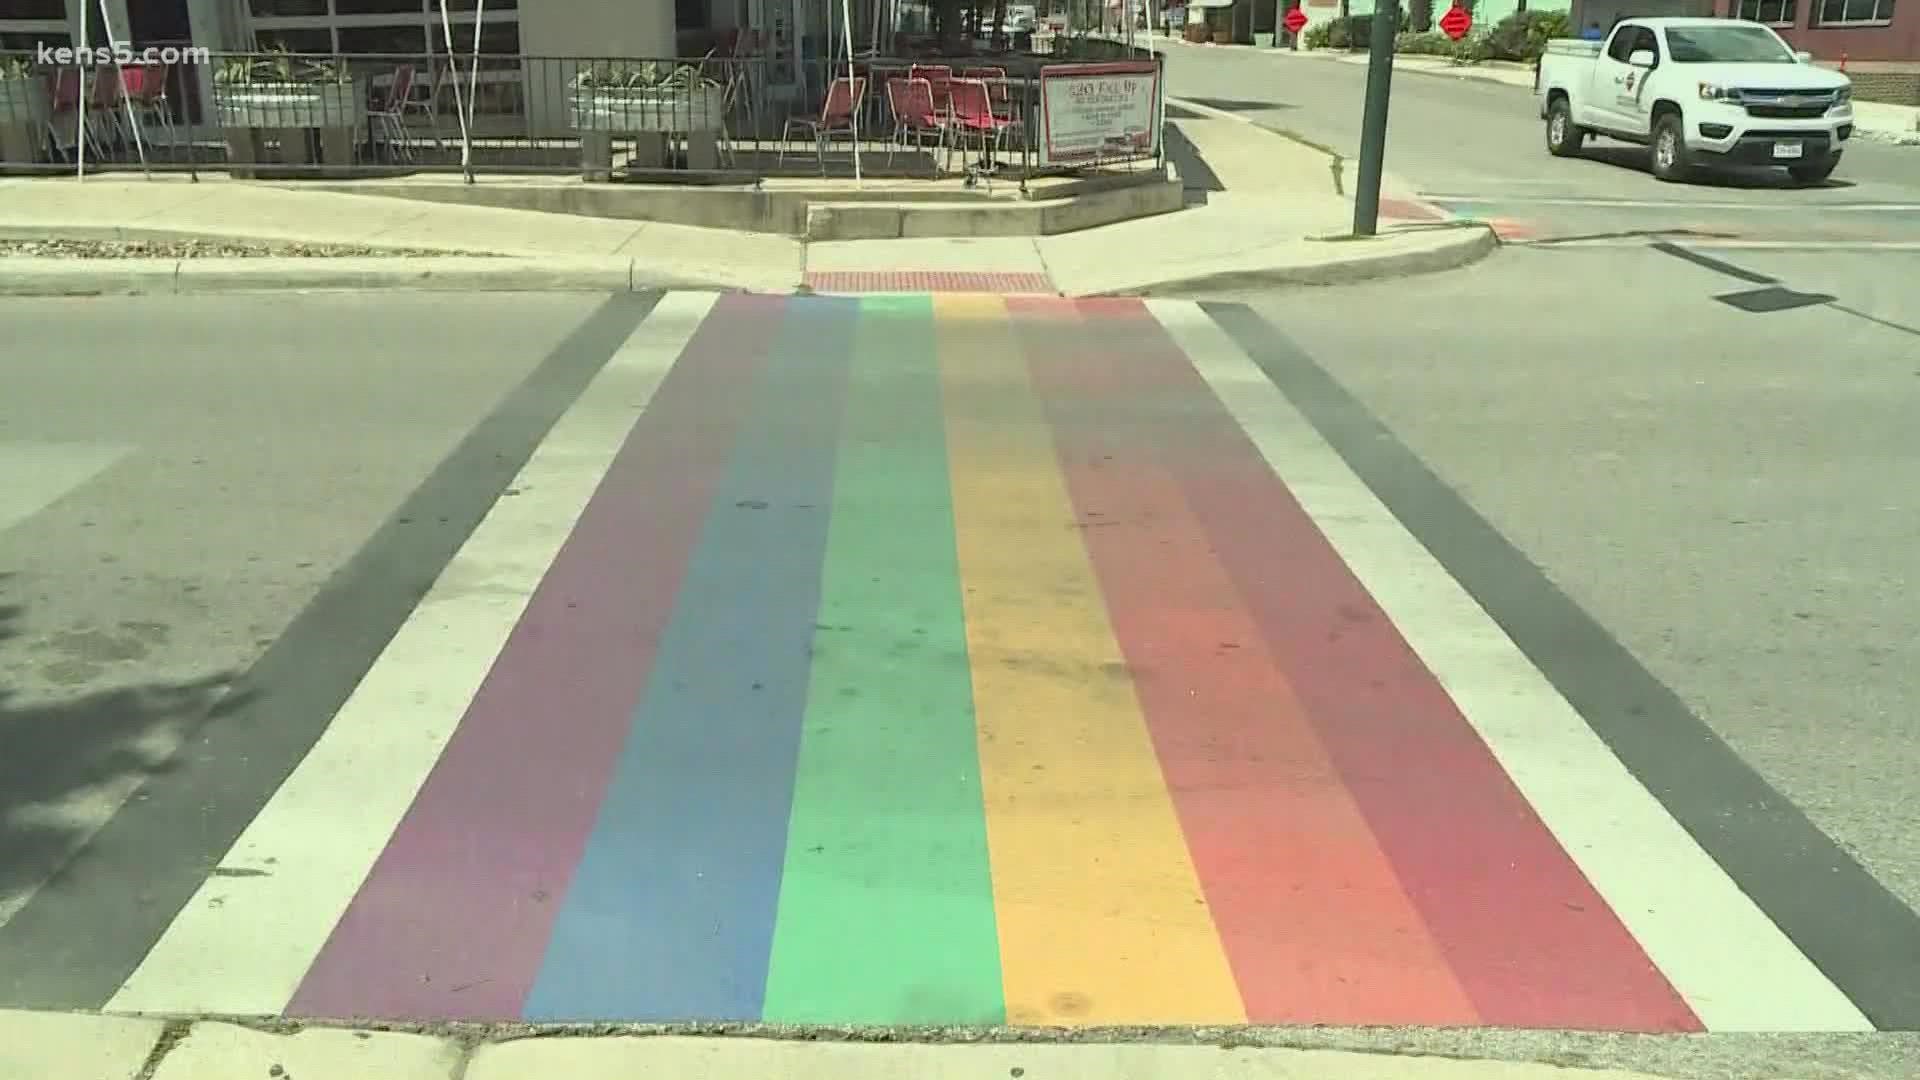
[1712,0,1920,62]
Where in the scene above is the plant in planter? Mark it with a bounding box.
[0,56,50,126]
[568,60,727,133]
[213,47,364,129]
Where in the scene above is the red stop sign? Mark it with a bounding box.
[1282,5,1309,33]
[1438,3,1472,39]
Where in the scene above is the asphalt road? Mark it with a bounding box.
[1161,44,1920,245]
[1222,245,1920,1078]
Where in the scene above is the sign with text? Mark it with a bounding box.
[1037,61,1163,169]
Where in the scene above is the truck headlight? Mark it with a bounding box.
[1834,85,1852,103]
[1698,83,1735,101]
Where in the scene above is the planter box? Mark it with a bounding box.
[567,84,727,133]
[214,80,366,129]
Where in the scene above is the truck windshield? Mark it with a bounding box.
[1663,26,1796,63]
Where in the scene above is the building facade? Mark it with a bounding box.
[1712,0,1918,100]
[0,0,676,59]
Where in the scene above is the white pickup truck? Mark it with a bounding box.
[1534,17,1854,183]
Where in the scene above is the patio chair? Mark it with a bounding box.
[946,77,1018,187]
[960,66,1012,119]
[778,75,865,175]
[44,69,100,163]
[884,76,945,169]
[908,63,952,114]
[371,64,417,162]
[118,63,175,148]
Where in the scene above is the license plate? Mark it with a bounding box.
[1773,141,1805,160]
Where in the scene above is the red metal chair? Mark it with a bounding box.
[118,62,175,144]
[946,77,1017,183]
[960,66,1011,118]
[908,63,952,115]
[884,76,946,168]
[780,75,865,174]
[44,68,92,161]
[371,64,416,161]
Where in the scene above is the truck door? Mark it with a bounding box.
[1595,24,1660,136]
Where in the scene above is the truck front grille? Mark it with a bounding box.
[1737,89,1835,119]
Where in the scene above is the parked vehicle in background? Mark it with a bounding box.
[1534,17,1854,184]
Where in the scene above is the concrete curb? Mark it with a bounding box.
[1074,222,1498,295]
[0,256,770,297]
[0,1008,1726,1080]
[0,223,494,255]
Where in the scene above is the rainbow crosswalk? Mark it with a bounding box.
[100,293,1873,1031]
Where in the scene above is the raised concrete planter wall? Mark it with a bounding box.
[305,171,1185,240]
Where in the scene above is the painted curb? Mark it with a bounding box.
[0,256,763,297]
[1078,223,1498,296]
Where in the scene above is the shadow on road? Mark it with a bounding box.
[0,575,249,907]
[1577,144,1859,190]
[1184,95,1297,113]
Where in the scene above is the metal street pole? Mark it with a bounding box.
[1351,0,1398,236]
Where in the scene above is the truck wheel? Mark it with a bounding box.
[1546,98,1585,157]
[1788,156,1840,185]
[1650,113,1691,183]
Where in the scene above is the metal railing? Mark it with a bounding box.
[0,48,1164,185]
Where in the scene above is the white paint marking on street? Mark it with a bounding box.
[0,443,131,537]
[1516,238,1920,251]
[105,292,720,1017]
[1151,298,1875,1034]
[1419,195,1920,212]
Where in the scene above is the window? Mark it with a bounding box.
[251,0,329,15]
[338,23,430,55]
[427,21,521,54]
[1607,26,1659,62]
[1667,24,1795,61]
[1736,0,1796,22]
[1,30,66,50]
[1814,0,1892,23]
[0,0,67,17]
[254,26,335,52]
[335,0,425,14]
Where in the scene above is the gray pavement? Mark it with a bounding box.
[0,294,598,924]
[1161,45,1920,244]
[1238,241,1920,942]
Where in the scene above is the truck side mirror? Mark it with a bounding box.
[1795,50,1814,62]
[1628,48,1656,68]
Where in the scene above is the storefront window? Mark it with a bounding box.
[339,23,432,54]
[1,30,66,50]
[336,0,426,14]
[254,26,336,52]
[0,0,67,17]
[1814,0,1893,22]
[1736,0,1796,23]
[251,0,329,16]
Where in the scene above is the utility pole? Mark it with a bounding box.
[1351,0,1398,236]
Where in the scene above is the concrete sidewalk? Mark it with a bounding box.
[0,113,1492,298]
[1162,37,1920,144]
[0,1007,1752,1080]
